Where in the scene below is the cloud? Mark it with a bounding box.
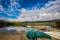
[43,0,60,13]
[0,0,21,18]
[0,0,60,22]
[16,0,60,22]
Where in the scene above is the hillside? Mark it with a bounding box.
[0,20,60,28]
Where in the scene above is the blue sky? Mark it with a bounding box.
[0,0,60,22]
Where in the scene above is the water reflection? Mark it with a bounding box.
[0,26,27,33]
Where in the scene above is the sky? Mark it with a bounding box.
[0,0,60,22]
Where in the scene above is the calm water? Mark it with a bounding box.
[0,26,28,33]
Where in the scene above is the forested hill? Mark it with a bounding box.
[0,20,60,28]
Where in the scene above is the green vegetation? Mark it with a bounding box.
[0,20,59,28]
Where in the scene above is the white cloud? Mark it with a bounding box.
[0,0,60,22]
[0,0,21,18]
[0,4,5,12]
[15,0,60,22]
